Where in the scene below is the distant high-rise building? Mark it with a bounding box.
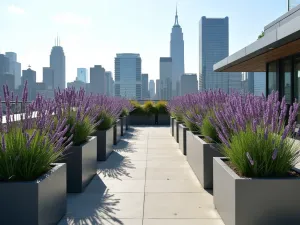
[229,72,242,93]
[142,73,149,99]
[0,74,14,98]
[160,57,172,100]
[90,65,106,94]
[170,6,185,97]
[149,80,155,99]
[241,72,254,94]
[155,79,161,100]
[254,72,266,96]
[50,37,66,89]
[43,67,54,90]
[181,73,198,96]
[5,52,21,89]
[0,54,9,75]
[77,68,87,83]
[105,71,114,96]
[199,17,237,93]
[114,53,142,99]
[22,66,36,100]
[67,80,86,91]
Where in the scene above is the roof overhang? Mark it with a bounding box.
[214,16,300,72]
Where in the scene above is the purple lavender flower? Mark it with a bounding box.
[272,148,278,160]
[246,152,255,166]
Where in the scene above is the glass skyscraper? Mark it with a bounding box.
[77,68,87,83]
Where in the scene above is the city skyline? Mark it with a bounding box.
[0,0,287,82]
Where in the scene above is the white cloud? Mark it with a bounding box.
[52,12,91,25]
[8,5,25,14]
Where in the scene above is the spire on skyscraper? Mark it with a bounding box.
[174,3,179,26]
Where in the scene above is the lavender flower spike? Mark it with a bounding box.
[246,152,254,166]
[272,148,278,160]
[1,134,6,152]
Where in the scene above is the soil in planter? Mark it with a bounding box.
[224,160,300,178]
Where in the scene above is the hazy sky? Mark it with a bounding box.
[0,0,287,83]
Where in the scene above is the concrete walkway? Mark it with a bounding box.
[59,126,224,225]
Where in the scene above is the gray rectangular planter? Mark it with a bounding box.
[129,114,155,125]
[94,126,114,161]
[178,123,187,155]
[213,157,300,225]
[126,115,130,130]
[157,114,170,125]
[170,117,174,136]
[114,119,121,145]
[187,134,222,189]
[174,119,183,143]
[60,136,97,193]
[120,116,126,136]
[0,163,67,225]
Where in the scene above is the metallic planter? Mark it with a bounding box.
[120,116,126,136]
[186,133,222,189]
[126,115,130,130]
[170,117,174,136]
[94,126,114,161]
[178,123,187,155]
[129,114,156,125]
[0,163,67,225]
[214,157,300,225]
[113,119,121,145]
[60,136,97,193]
[174,119,183,143]
[157,114,170,125]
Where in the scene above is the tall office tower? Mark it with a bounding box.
[90,65,106,95]
[254,72,266,96]
[43,67,54,90]
[0,54,9,75]
[170,6,185,97]
[159,57,172,100]
[229,72,242,93]
[77,68,87,83]
[149,80,155,99]
[22,66,37,100]
[181,74,198,96]
[199,17,233,93]
[114,53,142,99]
[241,72,254,94]
[50,37,66,89]
[142,73,149,99]
[155,79,161,100]
[0,74,14,99]
[105,71,114,96]
[5,52,21,89]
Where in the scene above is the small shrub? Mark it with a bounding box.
[183,113,199,133]
[120,108,129,117]
[96,111,114,130]
[156,101,168,114]
[201,114,220,143]
[143,101,157,115]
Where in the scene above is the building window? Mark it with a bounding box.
[282,59,292,104]
[267,61,277,95]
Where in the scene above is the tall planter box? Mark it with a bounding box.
[114,119,121,145]
[157,113,170,125]
[187,134,223,189]
[174,119,183,143]
[178,123,187,155]
[0,163,67,225]
[170,117,174,136]
[94,126,114,161]
[213,157,300,225]
[120,116,126,136]
[60,137,97,193]
[126,115,130,130]
[129,114,155,125]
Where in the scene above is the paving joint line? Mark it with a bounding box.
[141,128,149,224]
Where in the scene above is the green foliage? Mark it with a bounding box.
[144,101,157,115]
[0,128,62,181]
[65,111,95,146]
[201,115,220,143]
[121,108,129,117]
[96,111,114,130]
[156,101,168,114]
[223,126,299,178]
[258,31,264,39]
[183,113,199,132]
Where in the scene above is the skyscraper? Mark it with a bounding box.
[43,67,54,90]
[90,65,106,95]
[5,52,21,89]
[114,53,142,99]
[170,6,185,97]
[105,71,114,96]
[142,73,149,99]
[149,80,155,99]
[22,66,36,100]
[50,37,66,89]
[254,72,266,96]
[181,73,198,96]
[0,54,9,75]
[77,68,87,83]
[160,57,172,100]
[199,17,241,93]
[155,79,161,100]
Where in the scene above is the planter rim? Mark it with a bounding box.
[96,126,113,132]
[195,135,219,147]
[0,163,65,184]
[71,136,96,148]
[179,123,187,129]
[215,157,300,181]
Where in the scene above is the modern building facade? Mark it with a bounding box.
[155,79,161,100]
[142,73,149,99]
[0,74,14,98]
[181,73,198,96]
[5,52,21,89]
[199,17,241,93]
[77,68,87,83]
[214,4,300,108]
[170,7,185,97]
[22,66,36,100]
[254,72,266,96]
[90,65,106,95]
[43,67,54,90]
[0,54,9,75]
[160,57,172,100]
[67,80,86,91]
[149,79,155,99]
[50,38,66,89]
[105,71,114,96]
[114,53,142,99]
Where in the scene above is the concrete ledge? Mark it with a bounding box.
[178,124,187,155]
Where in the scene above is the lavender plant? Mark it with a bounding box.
[0,83,71,181]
